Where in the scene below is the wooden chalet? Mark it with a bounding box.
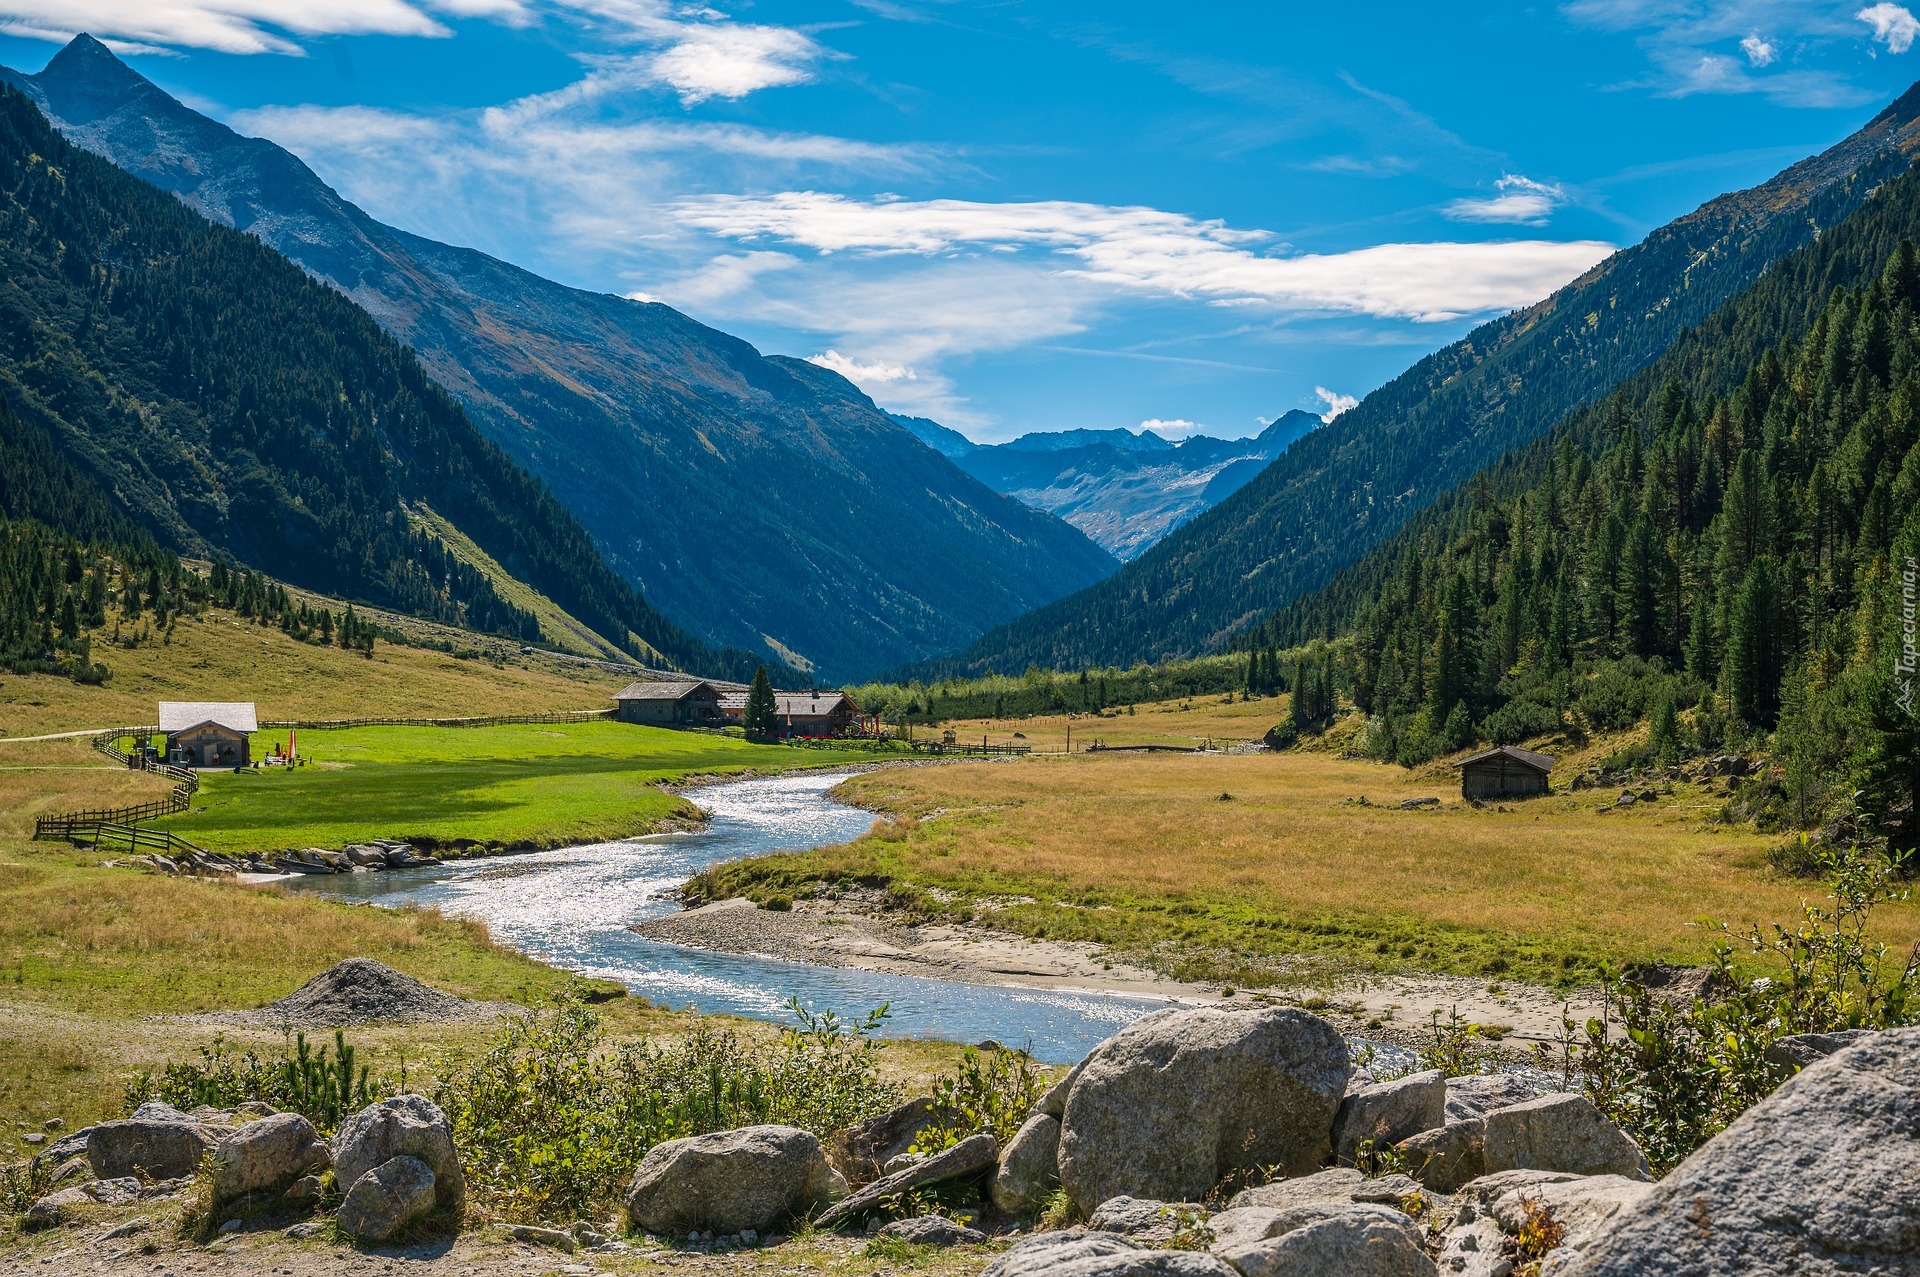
[160,701,257,768]
[610,680,726,726]
[1453,745,1554,799]
[717,688,861,738]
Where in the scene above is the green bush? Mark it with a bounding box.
[1575,845,1919,1172]
[911,1046,1047,1154]
[435,996,899,1223]
[123,1029,383,1133]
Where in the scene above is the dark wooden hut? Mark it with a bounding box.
[1453,745,1554,799]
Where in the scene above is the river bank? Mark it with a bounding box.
[634,886,1602,1058]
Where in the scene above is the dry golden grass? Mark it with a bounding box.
[706,747,1920,987]
[0,606,631,738]
[932,690,1291,752]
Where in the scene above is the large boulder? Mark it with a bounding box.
[331,1095,464,1217]
[1058,1008,1349,1210]
[1217,1210,1438,1277]
[876,1215,986,1246]
[1486,1175,1651,1255]
[1089,1196,1211,1242]
[211,1113,330,1204]
[1397,1120,1485,1194]
[625,1125,836,1235]
[1481,1095,1647,1180]
[983,1230,1238,1277]
[1332,1070,1445,1166]
[336,1155,437,1241]
[86,1118,225,1180]
[816,1132,998,1229]
[991,1114,1062,1216]
[1551,1026,1920,1276]
[1444,1076,1538,1124]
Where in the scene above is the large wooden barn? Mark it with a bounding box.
[1453,745,1555,799]
[160,701,256,768]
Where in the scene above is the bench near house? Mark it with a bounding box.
[160,701,256,768]
[1453,745,1555,799]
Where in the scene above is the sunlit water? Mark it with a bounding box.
[282,771,1307,1064]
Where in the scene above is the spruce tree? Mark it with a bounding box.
[744,665,780,741]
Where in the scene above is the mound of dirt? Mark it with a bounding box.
[204,958,517,1028]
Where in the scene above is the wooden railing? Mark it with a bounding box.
[60,819,213,862]
[33,730,200,840]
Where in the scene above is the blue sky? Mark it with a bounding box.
[4,3,1920,442]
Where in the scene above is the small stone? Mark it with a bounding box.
[23,1132,46,1145]
[282,1175,323,1202]
[44,1118,64,1132]
[875,1215,987,1246]
[216,1219,243,1235]
[285,1221,327,1239]
[505,1224,577,1252]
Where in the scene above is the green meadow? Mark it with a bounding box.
[158,720,880,853]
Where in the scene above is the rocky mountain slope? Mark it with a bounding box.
[922,81,1920,675]
[901,413,1323,561]
[0,84,756,679]
[2,36,1117,682]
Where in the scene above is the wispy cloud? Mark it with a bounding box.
[672,192,1614,323]
[809,349,919,387]
[1562,0,1881,107]
[1139,417,1203,438]
[1858,3,1920,52]
[1445,174,1567,225]
[1315,386,1358,421]
[0,0,829,102]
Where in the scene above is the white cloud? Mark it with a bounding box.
[0,0,466,56]
[1445,174,1567,225]
[1563,0,1877,107]
[1740,32,1776,65]
[809,349,919,386]
[673,192,1614,323]
[0,0,827,101]
[1139,418,1203,439]
[1859,3,1920,52]
[1315,386,1358,421]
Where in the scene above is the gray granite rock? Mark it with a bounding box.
[1333,1071,1446,1167]
[1398,1120,1486,1194]
[1443,1076,1539,1124]
[625,1125,836,1235]
[992,1113,1062,1216]
[86,1118,224,1180]
[1761,1029,1875,1073]
[331,1095,464,1218]
[211,1113,330,1204]
[1552,1026,1920,1275]
[875,1215,987,1246]
[1216,1210,1437,1277]
[983,1230,1239,1277]
[1482,1095,1648,1180]
[1227,1168,1365,1211]
[336,1154,436,1241]
[1089,1195,1211,1241]
[1059,1007,1349,1210]
[816,1132,998,1230]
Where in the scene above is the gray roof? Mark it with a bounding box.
[159,701,257,734]
[716,690,859,716]
[1453,745,1555,773]
[612,680,714,702]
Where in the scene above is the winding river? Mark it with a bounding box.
[281,771,1185,1063]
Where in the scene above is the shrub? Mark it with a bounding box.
[123,1029,383,1133]
[1574,845,1920,1172]
[435,996,899,1223]
[911,1047,1048,1154]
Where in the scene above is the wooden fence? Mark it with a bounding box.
[32,731,199,841]
[258,710,613,730]
[58,820,211,861]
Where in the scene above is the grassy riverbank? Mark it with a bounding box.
[688,744,1920,991]
[157,721,877,852]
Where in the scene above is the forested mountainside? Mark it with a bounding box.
[0,84,768,681]
[900,412,1324,560]
[2,36,1118,681]
[1248,167,1920,853]
[921,82,1920,678]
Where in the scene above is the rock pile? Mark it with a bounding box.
[332,1095,465,1241]
[219,957,509,1028]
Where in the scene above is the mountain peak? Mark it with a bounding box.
[45,33,136,82]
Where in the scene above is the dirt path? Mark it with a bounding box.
[635,893,1600,1057]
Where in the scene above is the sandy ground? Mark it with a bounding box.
[634,895,1601,1057]
[0,1215,995,1277]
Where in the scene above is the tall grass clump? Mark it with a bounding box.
[1575,845,1919,1172]
[435,996,900,1223]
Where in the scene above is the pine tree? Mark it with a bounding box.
[744,666,780,741]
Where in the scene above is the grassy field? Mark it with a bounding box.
[922,690,1286,753]
[153,721,878,852]
[0,602,638,740]
[691,741,1919,991]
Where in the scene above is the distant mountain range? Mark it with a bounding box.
[2,36,1116,682]
[918,79,1920,676]
[892,413,1324,560]
[0,81,764,681]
